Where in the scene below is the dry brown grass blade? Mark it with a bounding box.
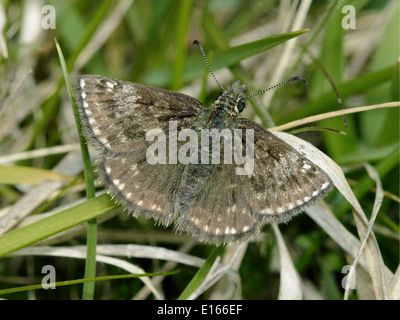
[270,102,400,132]
[272,224,302,300]
[348,164,391,299]
[0,152,82,235]
[344,164,388,299]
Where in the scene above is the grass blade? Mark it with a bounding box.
[143,30,309,87]
[0,194,117,258]
[0,270,178,296]
[55,39,98,299]
[177,246,224,300]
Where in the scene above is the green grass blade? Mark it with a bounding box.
[55,39,97,300]
[0,165,74,185]
[0,194,117,258]
[0,270,179,296]
[143,30,309,87]
[177,246,224,300]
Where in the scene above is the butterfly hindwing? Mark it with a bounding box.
[175,162,259,243]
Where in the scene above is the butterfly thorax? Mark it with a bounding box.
[213,81,247,117]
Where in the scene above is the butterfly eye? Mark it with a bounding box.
[237,100,245,113]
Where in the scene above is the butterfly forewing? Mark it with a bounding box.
[77,75,204,155]
[77,75,203,225]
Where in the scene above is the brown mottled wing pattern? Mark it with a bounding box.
[236,118,333,223]
[174,162,259,243]
[77,75,203,225]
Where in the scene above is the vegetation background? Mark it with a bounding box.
[0,0,398,300]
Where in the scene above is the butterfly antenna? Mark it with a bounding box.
[193,40,225,91]
[245,76,307,99]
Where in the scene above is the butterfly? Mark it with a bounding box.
[76,42,333,244]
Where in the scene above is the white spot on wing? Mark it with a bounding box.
[322,182,330,190]
[106,81,115,89]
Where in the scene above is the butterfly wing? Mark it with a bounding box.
[77,75,204,154]
[174,162,259,243]
[236,118,333,223]
[77,75,203,225]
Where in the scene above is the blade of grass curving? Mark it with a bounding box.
[271,101,400,132]
[0,165,74,185]
[0,270,179,296]
[344,164,387,300]
[55,39,97,300]
[0,194,117,258]
[177,246,225,300]
[142,30,308,87]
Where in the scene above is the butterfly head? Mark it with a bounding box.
[193,40,307,118]
[215,81,247,116]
